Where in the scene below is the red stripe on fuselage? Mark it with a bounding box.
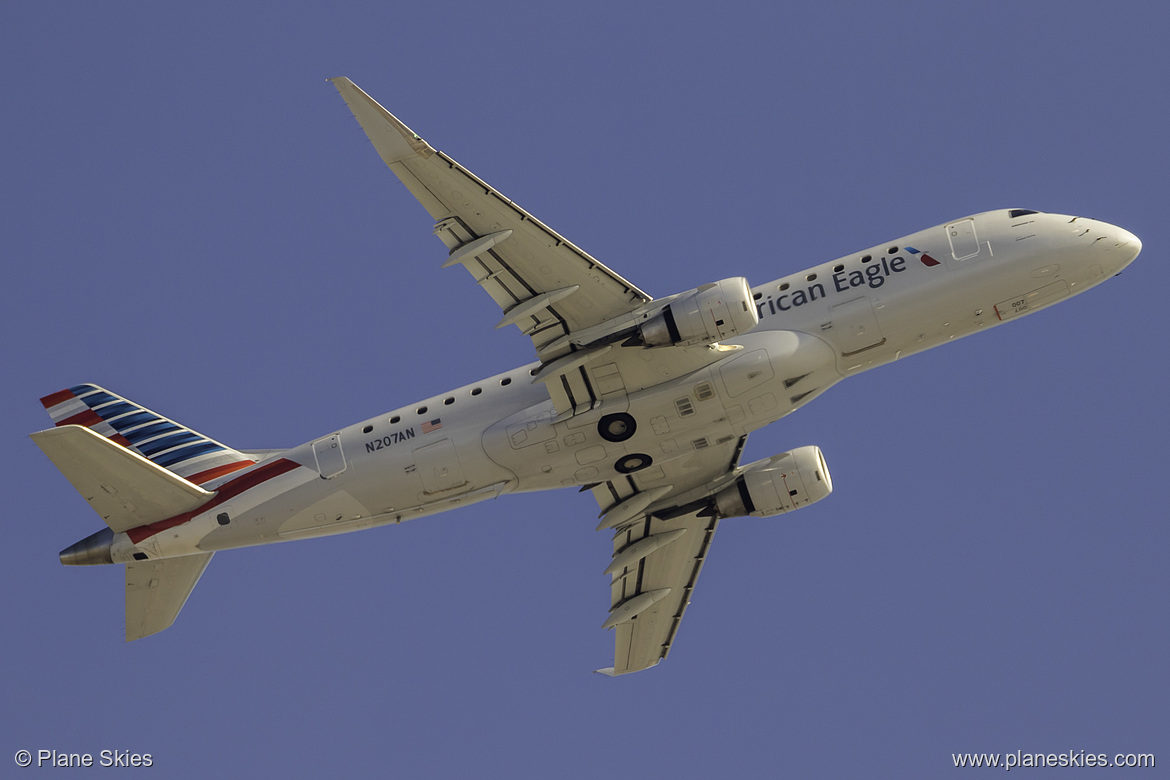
[127,458,302,544]
[40,389,77,408]
[188,460,255,485]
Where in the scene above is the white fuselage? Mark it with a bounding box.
[108,210,1140,564]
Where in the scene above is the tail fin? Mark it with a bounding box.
[39,384,256,486]
[37,384,242,641]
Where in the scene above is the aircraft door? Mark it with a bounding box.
[414,439,468,494]
[947,218,981,261]
[312,434,347,479]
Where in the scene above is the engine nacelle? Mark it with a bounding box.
[638,277,758,347]
[714,446,833,518]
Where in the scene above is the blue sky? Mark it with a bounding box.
[4,2,1165,776]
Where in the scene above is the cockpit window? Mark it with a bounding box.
[1009,209,1040,218]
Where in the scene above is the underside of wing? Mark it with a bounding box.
[331,78,764,419]
[599,508,720,675]
[592,435,748,675]
[330,77,651,357]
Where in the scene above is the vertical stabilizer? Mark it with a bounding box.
[39,384,256,486]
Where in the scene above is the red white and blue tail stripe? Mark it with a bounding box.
[39,384,257,486]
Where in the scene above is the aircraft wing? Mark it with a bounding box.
[330,77,651,359]
[331,78,752,416]
[592,435,747,675]
[124,552,213,641]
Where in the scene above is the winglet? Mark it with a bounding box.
[329,77,435,164]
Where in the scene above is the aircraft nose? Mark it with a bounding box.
[1118,228,1142,263]
[1074,217,1142,274]
[1102,223,1142,273]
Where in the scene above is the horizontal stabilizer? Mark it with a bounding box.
[31,425,215,533]
[125,552,213,640]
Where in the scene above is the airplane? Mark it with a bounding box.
[33,77,1141,675]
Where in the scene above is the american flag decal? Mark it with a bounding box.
[421,418,443,434]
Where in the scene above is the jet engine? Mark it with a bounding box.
[635,277,758,347]
[713,446,832,518]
